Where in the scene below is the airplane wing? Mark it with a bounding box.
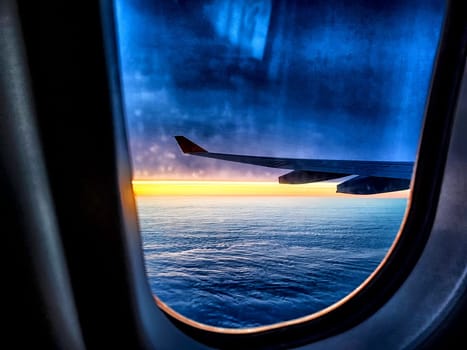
[174,136,414,194]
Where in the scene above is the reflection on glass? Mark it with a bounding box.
[115,0,445,328]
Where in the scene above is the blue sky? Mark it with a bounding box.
[115,0,444,180]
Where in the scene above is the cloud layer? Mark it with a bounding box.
[116,0,444,180]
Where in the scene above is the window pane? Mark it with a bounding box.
[115,0,445,328]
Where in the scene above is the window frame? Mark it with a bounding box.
[13,0,467,348]
[104,1,466,348]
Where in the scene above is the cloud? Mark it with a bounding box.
[117,0,444,179]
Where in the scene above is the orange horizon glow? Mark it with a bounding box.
[132,180,409,198]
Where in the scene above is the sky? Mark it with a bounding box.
[115,0,445,183]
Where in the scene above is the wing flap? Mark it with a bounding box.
[337,176,411,194]
[278,170,349,184]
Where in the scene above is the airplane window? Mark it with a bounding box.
[114,0,445,328]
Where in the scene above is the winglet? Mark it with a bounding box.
[174,136,207,153]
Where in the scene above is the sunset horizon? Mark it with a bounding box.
[132,180,410,198]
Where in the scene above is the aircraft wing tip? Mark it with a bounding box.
[174,136,207,154]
